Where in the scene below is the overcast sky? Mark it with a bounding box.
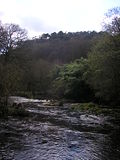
[0,0,120,37]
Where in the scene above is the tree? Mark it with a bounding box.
[87,34,120,104]
[0,62,23,105]
[103,7,120,35]
[41,33,50,40]
[52,58,93,101]
[24,59,52,95]
[0,23,27,55]
[0,22,27,105]
[0,22,7,53]
[86,7,120,104]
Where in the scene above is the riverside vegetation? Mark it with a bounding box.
[0,7,120,160]
[0,7,120,117]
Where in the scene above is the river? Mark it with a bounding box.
[0,97,120,160]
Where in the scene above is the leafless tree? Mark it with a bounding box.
[0,22,27,55]
[103,7,120,35]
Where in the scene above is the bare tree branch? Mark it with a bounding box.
[103,7,120,35]
[0,22,27,54]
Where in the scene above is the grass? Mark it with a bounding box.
[70,102,120,116]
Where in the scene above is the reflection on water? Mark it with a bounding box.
[0,102,120,160]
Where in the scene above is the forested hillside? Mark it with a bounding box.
[0,7,120,105]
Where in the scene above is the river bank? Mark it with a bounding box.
[1,96,120,118]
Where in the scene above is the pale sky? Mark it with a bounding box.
[0,0,120,37]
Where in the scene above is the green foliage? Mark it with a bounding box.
[87,34,120,104]
[71,102,107,115]
[16,31,101,64]
[71,102,120,116]
[71,102,100,113]
[52,58,93,101]
[0,62,23,98]
[0,29,103,99]
[28,59,52,93]
[0,17,120,106]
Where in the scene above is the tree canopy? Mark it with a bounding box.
[51,58,93,101]
[0,7,120,106]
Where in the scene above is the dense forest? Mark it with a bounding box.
[0,7,120,107]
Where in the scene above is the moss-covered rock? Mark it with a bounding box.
[70,102,118,115]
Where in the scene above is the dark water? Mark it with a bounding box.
[0,98,120,160]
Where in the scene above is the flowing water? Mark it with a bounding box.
[0,97,120,160]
